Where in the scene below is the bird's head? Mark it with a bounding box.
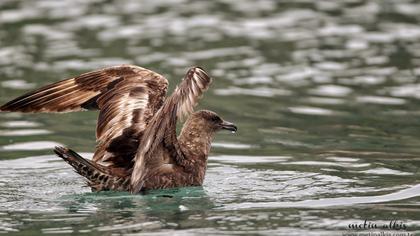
[187,110,237,134]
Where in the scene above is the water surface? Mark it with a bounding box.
[1,0,420,235]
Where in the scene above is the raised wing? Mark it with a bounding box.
[0,65,168,167]
[130,67,212,192]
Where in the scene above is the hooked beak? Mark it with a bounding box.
[220,120,238,133]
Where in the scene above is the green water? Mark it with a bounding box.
[1,0,420,235]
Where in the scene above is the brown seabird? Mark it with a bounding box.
[0,65,237,193]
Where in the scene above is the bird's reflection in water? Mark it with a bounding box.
[62,187,216,233]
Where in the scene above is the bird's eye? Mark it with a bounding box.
[211,116,222,123]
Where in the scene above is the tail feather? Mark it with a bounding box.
[54,146,129,191]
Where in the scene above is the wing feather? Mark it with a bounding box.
[1,65,168,168]
[0,65,143,112]
[130,67,212,192]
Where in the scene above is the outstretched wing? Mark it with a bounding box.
[0,65,168,167]
[130,67,212,192]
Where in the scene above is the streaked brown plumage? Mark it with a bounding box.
[0,65,237,193]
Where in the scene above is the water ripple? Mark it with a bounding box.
[288,106,344,116]
[0,129,51,136]
[222,184,420,210]
[0,141,63,151]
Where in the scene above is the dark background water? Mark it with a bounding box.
[1,0,420,235]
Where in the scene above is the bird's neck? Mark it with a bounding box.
[178,120,215,183]
[179,121,214,160]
